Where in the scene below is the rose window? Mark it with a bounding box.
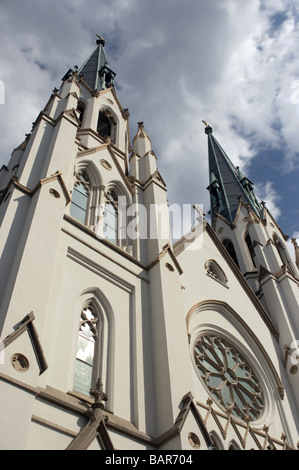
[194,334,264,421]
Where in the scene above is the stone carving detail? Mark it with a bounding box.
[11,353,29,372]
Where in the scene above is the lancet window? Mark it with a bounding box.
[76,101,85,127]
[73,303,99,396]
[70,171,90,225]
[97,109,117,144]
[97,112,111,138]
[103,190,119,245]
[69,168,128,250]
[222,239,240,269]
[273,234,297,276]
[245,234,257,268]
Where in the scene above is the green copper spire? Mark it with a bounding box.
[76,35,116,92]
[203,121,263,225]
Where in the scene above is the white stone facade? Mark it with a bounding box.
[0,44,298,450]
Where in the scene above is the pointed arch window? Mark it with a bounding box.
[97,109,117,144]
[229,441,241,450]
[103,190,119,245]
[222,239,240,269]
[73,304,99,396]
[77,101,85,127]
[273,235,289,267]
[209,432,224,450]
[245,234,256,268]
[273,234,297,276]
[97,111,112,139]
[70,171,90,224]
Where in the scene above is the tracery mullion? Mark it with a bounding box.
[199,353,223,374]
[213,338,228,367]
[230,357,242,374]
[89,185,99,228]
[237,377,259,393]
[220,382,234,409]
[194,335,264,423]
[233,382,252,412]
[224,346,238,370]
[205,370,226,387]
[237,381,262,408]
[204,343,225,369]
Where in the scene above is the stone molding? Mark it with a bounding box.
[2,311,48,375]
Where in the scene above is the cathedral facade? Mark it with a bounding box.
[0,38,298,450]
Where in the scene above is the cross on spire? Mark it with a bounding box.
[202,120,213,134]
[96,34,106,46]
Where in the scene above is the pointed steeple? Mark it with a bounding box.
[132,122,153,157]
[76,35,116,92]
[203,122,262,225]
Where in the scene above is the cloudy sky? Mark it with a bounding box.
[1,0,299,248]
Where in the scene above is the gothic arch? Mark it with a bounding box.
[105,179,131,201]
[70,160,104,228]
[73,288,115,410]
[75,159,103,188]
[76,100,87,127]
[228,439,241,450]
[222,238,240,268]
[97,105,119,145]
[272,231,298,276]
[103,180,132,248]
[244,232,257,269]
[209,431,224,450]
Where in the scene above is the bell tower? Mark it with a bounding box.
[204,122,299,409]
[0,36,194,448]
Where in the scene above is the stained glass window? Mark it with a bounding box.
[194,334,264,421]
[70,171,90,225]
[73,305,98,396]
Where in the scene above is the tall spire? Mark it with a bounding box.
[76,35,116,92]
[203,122,262,225]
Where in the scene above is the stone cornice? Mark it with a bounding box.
[10,170,71,206]
[146,242,183,275]
[259,264,299,284]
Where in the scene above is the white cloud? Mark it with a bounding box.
[0,0,299,235]
[255,180,282,220]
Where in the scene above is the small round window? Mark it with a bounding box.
[193,334,264,421]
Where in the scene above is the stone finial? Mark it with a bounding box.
[90,378,108,408]
[291,237,298,247]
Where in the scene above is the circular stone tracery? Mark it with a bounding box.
[194,334,264,421]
